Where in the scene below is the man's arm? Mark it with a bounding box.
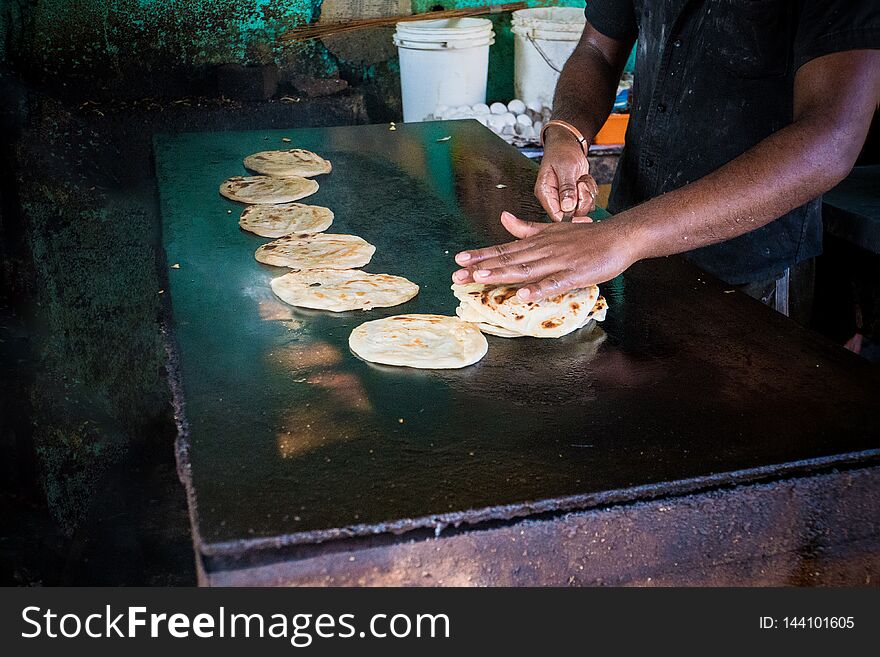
[535,25,634,221]
[454,49,880,300]
[550,24,634,145]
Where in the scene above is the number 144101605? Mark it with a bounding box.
[760,617,855,629]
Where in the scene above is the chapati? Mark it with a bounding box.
[455,304,522,338]
[271,269,419,312]
[255,234,376,269]
[452,283,605,338]
[589,295,608,322]
[220,175,318,204]
[456,297,605,338]
[349,314,488,369]
[243,149,332,177]
[239,203,333,238]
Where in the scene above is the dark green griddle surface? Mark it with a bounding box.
[155,120,879,557]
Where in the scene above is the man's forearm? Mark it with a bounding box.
[621,50,879,263]
[549,32,631,143]
[621,117,863,262]
[453,52,878,300]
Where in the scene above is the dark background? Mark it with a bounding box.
[1,1,877,586]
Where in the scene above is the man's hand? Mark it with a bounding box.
[535,20,633,221]
[452,211,641,301]
[536,129,599,221]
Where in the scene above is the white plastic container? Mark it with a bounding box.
[394,18,495,123]
[511,7,586,109]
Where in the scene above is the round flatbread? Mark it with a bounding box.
[255,234,376,269]
[452,283,602,338]
[455,304,523,338]
[349,314,488,369]
[239,203,333,238]
[270,269,419,312]
[244,149,332,177]
[455,298,604,338]
[589,296,608,322]
[220,175,318,204]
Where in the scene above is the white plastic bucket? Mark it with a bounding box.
[394,18,495,123]
[511,7,585,109]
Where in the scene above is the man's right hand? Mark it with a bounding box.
[535,127,598,222]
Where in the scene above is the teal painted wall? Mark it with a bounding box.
[10,1,337,78]
[5,1,621,104]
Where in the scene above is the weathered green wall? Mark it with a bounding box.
[15,1,331,74]
[6,0,588,102]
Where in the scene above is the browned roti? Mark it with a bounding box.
[243,149,332,177]
[270,269,419,312]
[219,175,318,204]
[348,314,488,369]
[452,283,599,338]
[239,203,333,237]
[452,283,606,338]
[255,233,376,269]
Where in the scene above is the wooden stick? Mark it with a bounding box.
[280,3,526,43]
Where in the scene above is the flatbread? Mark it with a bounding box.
[455,305,522,338]
[220,175,318,204]
[452,283,602,338]
[455,295,607,338]
[244,149,332,178]
[270,269,419,312]
[589,295,608,322]
[239,203,333,238]
[255,233,376,269]
[349,314,488,369]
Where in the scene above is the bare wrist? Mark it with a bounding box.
[615,210,655,264]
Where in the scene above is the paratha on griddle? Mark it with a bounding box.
[456,294,607,338]
[271,269,419,312]
[220,175,318,204]
[239,203,333,238]
[452,283,602,338]
[455,304,522,338]
[349,314,488,369]
[243,149,332,178]
[255,233,375,269]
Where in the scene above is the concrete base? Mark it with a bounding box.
[207,465,880,587]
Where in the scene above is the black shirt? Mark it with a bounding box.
[585,0,880,284]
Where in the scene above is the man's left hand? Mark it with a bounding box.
[452,211,641,301]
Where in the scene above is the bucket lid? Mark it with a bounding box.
[394,17,494,50]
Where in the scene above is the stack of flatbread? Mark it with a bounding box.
[452,283,607,338]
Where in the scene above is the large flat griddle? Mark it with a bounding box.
[155,120,879,574]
